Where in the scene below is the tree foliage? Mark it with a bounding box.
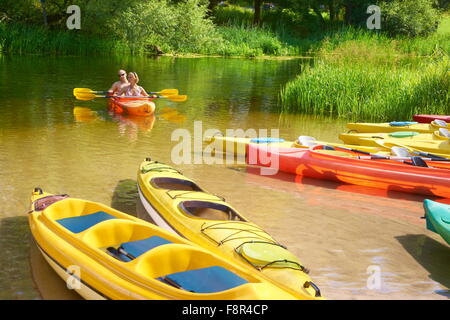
[380,0,441,37]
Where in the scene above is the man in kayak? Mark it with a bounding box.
[117,72,154,97]
[108,69,129,95]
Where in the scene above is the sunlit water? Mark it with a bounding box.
[0,55,449,300]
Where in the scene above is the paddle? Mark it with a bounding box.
[75,92,187,102]
[321,145,445,167]
[374,140,450,160]
[73,88,178,97]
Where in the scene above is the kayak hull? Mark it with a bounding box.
[108,97,155,117]
[413,115,450,124]
[346,121,447,134]
[246,145,450,198]
[204,135,389,157]
[29,189,297,300]
[423,199,450,245]
[137,160,323,300]
[339,132,450,157]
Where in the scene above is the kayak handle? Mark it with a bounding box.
[34,187,43,195]
[303,281,322,297]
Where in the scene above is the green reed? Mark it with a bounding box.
[0,23,129,56]
[280,55,449,121]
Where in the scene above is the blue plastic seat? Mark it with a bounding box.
[57,211,116,233]
[250,137,285,143]
[118,236,172,261]
[158,266,248,293]
[389,121,417,126]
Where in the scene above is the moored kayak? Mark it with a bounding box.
[29,188,298,300]
[340,129,450,145]
[137,159,323,300]
[109,97,155,116]
[423,199,450,245]
[204,134,389,157]
[246,144,450,198]
[339,130,450,157]
[413,115,450,124]
[346,120,448,134]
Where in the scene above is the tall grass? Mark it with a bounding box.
[0,23,130,55]
[280,44,449,121]
[211,25,302,57]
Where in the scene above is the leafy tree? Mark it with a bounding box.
[380,0,441,37]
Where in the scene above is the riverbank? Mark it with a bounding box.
[1,20,449,58]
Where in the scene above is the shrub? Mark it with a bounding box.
[380,0,441,37]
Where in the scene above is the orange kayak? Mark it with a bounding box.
[108,97,155,116]
[246,144,450,198]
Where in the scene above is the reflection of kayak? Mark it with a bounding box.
[347,120,448,133]
[414,115,450,124]
[423,199,450,245]
[113,114,156,132]
[339,130,450,157]
[29,188,296,300]
[137,160,323,300]
[246,144,450,198]
[108,97,155,116]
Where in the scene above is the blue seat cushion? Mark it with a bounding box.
[57,211,116,233]
[250,137,285,143]
[119,236,172,261]
[158,266,248,293]
[389,121,417,126]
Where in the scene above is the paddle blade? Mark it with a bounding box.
[74,93,97,101]
[158,89,179,96]
[73,88,96,96]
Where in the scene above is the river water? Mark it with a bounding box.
[0,55,449,300]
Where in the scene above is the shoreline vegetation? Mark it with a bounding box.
[0,1,448,120]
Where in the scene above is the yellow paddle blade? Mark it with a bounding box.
[74,92,98,101]
[167,95,187,102]
[157,89,179,96]
[73,88,96,96]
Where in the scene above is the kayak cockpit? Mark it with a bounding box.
[42,200,253,295]
[150,177,203,192]
[179,200,246,221]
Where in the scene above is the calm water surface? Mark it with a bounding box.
[0,55,449,300]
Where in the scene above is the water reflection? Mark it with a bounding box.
[396,234,450,297]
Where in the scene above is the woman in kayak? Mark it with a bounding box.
[108,69,129,95]
[117,72,152,97]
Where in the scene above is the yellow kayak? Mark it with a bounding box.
[340,129,450,146]
[346,120,448,134]
[29,188,298,300]
[339,129,450,154]
[137,159,323,300]
[204,134,388,157]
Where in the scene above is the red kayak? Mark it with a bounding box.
[108,97,155,116]
[246,144,450,198]
[413,114,450,123]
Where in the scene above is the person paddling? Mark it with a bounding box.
[108,69,129,95]
[117,72,153,97]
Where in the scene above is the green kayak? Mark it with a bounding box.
[423,199,450,245]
